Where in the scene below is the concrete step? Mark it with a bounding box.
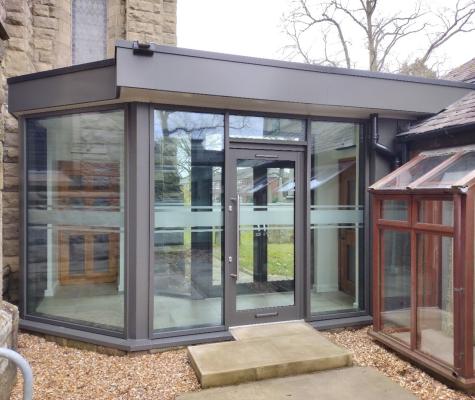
[187,322,352,388]
[177,367,417,400]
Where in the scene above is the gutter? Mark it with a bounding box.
[396,123,475,143]
[370,113,401,169]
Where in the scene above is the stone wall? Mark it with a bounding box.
[0,1,175,395]
[0,302,19,400]
[126,0,177,45]
[2,0,36,304]
[1,0,177,303]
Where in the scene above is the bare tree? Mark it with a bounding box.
[282,0,475,75]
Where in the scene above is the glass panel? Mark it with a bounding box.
[310,121,362,314]
[236,159,295,310]
[418,200,454,226]
[72,0,107,64]
[381,230,411,345]
[26,110,125,332]
[93,234,110,273]
[229,115,305,141]
[69,235,85,275]
[419,151,475,188]
[381,155,450,189]
[382,200,408,221]
[417,234,454,366]
[153,110,224,332]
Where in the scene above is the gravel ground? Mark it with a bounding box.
[9,327,475,399]
[322,327,474,400]
[10,333,200,400]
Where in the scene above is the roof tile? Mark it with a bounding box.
[443,57,475,83]
[399,90,475,136]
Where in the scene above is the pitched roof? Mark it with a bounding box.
[398,58,475,138]
[443,57,475,83]
[398,90,475,137]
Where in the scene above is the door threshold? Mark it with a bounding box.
[229,319,305,329]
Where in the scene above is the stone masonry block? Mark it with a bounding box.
[34,38,53,50]
[4,146,18,163]
[32,4,50,17]
[3,238,19,258]
[2,208,19,225]
[2,224,18,242]
[6,11,28,26]
[3,192,19,209]
[3,257,19,274]
[33,16,58,30]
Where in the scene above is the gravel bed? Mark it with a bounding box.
[322,327,474,400]
[10,333,200,400]
[9,327,475,399]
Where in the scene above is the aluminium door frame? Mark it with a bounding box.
[224,143,306,326]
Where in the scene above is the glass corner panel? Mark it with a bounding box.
[416,233,454,366]
[229,115,305,141]
[26,109,125,332]
[380,230,411,345]
[381,199,408,221]
[153,110,225,332]
[310,121,363,315]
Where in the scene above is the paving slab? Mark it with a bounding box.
[177,366,417,400]
[188,322,352,388]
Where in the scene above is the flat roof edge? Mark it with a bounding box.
[116,40,475,90]
[7,58,116,84]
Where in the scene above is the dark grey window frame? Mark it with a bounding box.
[20,104,129,339]
[18,101,370,349]
[305,119,369,323]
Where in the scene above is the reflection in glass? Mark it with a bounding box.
[69,235,85,275]
[26,110,125,331]
[153,110,224,331]
[382,200,408,221]
[382,155,450,189]
[416,234,454,366]
[418,200,453,226]
[310,121,362,314]
[236,160,295,310]
[381,230,411,345]
[229,115,305,141]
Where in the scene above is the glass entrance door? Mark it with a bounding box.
[225,148,303,325]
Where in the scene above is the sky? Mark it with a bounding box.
[177,0,475,74]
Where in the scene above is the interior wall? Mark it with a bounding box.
[36,112,125,298]
[314,147,358,292]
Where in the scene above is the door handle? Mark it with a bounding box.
[255,154,279,158]
[234,195,240,280]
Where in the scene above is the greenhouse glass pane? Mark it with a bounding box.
[381,155,450,189]
[418,151,475,188]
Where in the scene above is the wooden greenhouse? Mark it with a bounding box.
[369,146,475,391]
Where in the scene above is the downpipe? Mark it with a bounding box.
[370,113,401,169]
[0,348,33,400]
